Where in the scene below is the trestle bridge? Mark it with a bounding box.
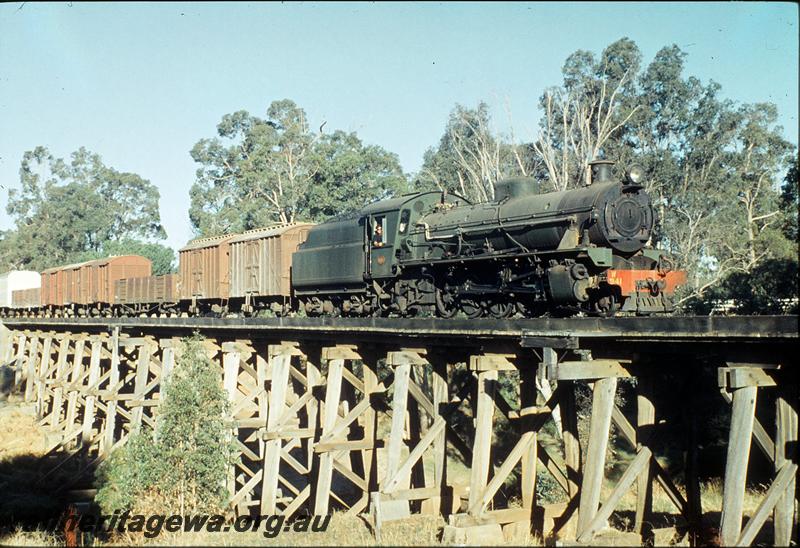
[0,315,796,545]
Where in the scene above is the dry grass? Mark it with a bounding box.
[0,527,61,546]
[606,462,769,519]
[698,477,769,515]
[0,402,73,540]
[0,403,50,460]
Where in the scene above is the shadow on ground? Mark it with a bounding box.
[0,401,99,543]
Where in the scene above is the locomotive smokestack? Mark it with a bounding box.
[588,159,615,185]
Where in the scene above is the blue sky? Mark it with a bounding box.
[1,1,797,251]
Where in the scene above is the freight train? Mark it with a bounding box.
[0,160,686,319]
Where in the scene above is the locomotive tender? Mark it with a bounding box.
[0,160,685,318]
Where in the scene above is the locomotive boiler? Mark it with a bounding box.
[292,160,685,317]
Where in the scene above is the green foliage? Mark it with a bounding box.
[532,38,642,191]
[535,469,564,505]
[689,256,799,315]
[95,334,233,515]
[780,155,799,242]
[94,428,163,514]
[608,43,794,304]
[425,38,797,306]
[305,130,408,220]
[189,99,408,236]
[0,147,167,272]
[415,102,534,203]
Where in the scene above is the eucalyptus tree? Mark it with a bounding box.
[189,99,408,236]
[1,146,166,271]
[415,102,536,203]
[529,39,795,304]
[532,38,643,191]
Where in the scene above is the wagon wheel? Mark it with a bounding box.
[460,298,483,319]
[435,287,458,318]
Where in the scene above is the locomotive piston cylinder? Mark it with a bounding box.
[546,264,592,303]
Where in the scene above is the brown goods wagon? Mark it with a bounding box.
[41,260,84,306]
[179,234,236,301]
[115,274,179,305]
[12,287,41,308]
[229,223,313,298]
[40,268,58,306]
[63,260,88,305]
[40,256,152,306]
[84,255,152,304]
[41,265,65,306]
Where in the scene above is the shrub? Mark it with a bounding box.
[95,334,234,516]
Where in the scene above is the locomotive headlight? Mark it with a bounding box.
[625,164,645,185]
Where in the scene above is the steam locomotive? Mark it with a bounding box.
[293,160,685,317]
[0,160,685,319]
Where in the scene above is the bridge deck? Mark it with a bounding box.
[2,314,796,342]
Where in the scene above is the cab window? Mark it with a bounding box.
[371,216,386,247]
[398,209,411,235]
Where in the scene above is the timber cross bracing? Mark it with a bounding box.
[0,316,796,545]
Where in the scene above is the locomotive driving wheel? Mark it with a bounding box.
[460,298,483,319]
[434,287,458,318]
[488,299,514,319]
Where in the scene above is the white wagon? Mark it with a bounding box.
[0,270,41,308]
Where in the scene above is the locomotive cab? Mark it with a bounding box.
[363,191,470,279]
[291,191,469,314]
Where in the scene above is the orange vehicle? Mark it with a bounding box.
[602,257,688,315]
[40,255,152,315]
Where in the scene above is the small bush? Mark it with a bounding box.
[94,429,162,514]
[95,334,234,516]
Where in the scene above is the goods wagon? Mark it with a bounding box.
[42,260,96,307]
[114,274,180,313]
[178,234,236,312]
[40,255,152,313]
[41,265,64,307]
[0,270,41,308]
[229,223,313,313]
[12,287,41,309]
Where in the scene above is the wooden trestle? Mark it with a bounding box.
[0,317,796,545]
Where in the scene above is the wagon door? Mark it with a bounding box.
[73,268,82,304]
[190,249,203,297]
[244,240,260,295]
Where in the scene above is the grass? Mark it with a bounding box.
[1,527,62,546]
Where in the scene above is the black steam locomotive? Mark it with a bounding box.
[292,160,686,318]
